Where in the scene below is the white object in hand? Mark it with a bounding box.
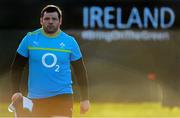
[8,96,33,112]
[22,96,33,112]
[8,103,15,112]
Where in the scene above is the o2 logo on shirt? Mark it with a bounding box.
[42,53,60,72]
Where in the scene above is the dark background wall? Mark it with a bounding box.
[0,0,179,30]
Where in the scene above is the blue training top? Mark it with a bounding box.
[17,28,82,99]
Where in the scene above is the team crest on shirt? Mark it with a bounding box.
[33,41,39,46]
[59,42,65,48]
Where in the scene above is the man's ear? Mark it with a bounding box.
[40,17,43,25]
[59,17,62,26]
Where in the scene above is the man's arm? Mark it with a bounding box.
[71,58,90,114]
[71,58,89,100]
[10,52,28,98]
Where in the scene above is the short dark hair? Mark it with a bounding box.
[41,5,62,20]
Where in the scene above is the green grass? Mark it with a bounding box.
[1,102,180,117]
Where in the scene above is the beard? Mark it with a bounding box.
[43,25,59,34]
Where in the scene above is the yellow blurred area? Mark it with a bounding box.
[73,102,180,117]
[1,102,180,117]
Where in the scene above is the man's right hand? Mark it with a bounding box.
[11,92,23,103]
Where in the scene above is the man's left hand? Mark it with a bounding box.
[80,100,90,114]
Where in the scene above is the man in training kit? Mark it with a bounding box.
[10,5,90,117]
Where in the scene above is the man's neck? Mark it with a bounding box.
[42,28,61,38]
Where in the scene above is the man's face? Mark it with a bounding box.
[40,11,62,34]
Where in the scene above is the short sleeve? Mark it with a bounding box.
[17,33,30,57]
[70,38,82,61]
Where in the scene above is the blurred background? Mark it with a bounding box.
[0,0,180,117]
